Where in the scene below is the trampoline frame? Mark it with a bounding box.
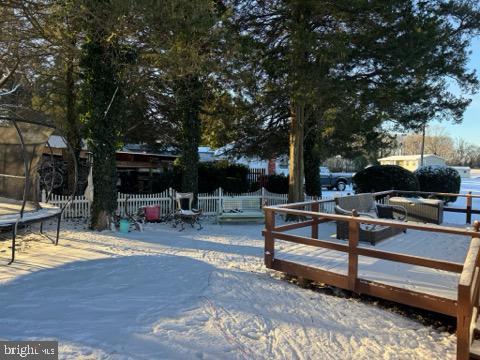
[0,114,78,264]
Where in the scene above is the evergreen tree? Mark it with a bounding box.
[79,0,132,229]
[137,0,229,198]
[229,0,479,204]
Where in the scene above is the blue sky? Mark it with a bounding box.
[432,37,480,145]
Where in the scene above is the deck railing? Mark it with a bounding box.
[262,191,480,359]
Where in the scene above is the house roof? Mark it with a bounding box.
[46,136,178,157]
[47,135,89,151]
[378,154,445,161]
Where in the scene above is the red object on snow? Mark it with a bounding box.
[268,158,276,175]
[144,206,161,222]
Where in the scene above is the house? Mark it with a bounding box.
[198,146,217,162]
[43,136,178,193]
[378,154,446,171]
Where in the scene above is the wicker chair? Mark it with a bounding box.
[388,197,444,224]
[173,192,202,231]
[334,193,407,245]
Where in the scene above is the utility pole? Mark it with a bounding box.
[420,123,426,167]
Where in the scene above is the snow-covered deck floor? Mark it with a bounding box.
[275,222,471,300]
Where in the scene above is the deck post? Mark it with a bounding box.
[311,200,319,239]
[348,210,360,292]
[457,227,480,360]
[467,192,473,224]
[457,283,471,360]
[264,208,275,268]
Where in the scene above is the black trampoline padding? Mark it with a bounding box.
[0,201,61,227]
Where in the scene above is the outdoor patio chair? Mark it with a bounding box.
[334,193,407,245]
[173,192,202,231]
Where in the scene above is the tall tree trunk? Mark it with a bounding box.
[64,56,81,195]
[304,118,321,197]
[91,141,117,230]
[176,76,202,201]
[81,36,123,230]
[288,101,305,204]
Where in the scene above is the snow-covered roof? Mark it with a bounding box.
[46,136,178,157]
[378,154,445,161]
[198,146,214,153]
[46,135,89,150]
[120,144,177,157]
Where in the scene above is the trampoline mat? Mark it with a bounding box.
[0,197,60,226]
[0,197,38,216]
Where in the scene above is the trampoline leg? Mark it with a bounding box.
[40,222,43,234]
[55,216,61,246]
[8,227,16,265]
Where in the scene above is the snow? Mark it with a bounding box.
[0,203,61,226]
[445,177,480,225]
[276,222,468,300]
[0,223,458,359]
[2,176,479,359]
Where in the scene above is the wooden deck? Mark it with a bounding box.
[276,239,460,300]
[262,190,480,359]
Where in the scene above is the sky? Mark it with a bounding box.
[431,37,480,145]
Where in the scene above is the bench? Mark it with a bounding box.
[217,197,264,223]
[388,196,443,224]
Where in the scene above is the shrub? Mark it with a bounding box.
[414,166,461,203]
[353,165,419,194]
[198,162,224,193]
[263,174,289,194]
[151,167,181,193]
[152,161,250,194]
[217,163,250,193]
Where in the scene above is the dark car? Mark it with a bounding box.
[320,167,353,191]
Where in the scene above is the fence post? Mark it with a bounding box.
[41,189,46,203]
[348,210,360,292]
[311,198,319,239]
[261,187,266,207]
[467,191,472,224]
[169,188,175,212]
[218,187,223,215]
[264,208,275,268]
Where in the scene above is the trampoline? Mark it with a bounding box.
[0,109,76,264]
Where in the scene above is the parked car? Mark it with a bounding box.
[320,167,353,191]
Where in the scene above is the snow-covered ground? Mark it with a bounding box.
[446,175,480,225]
[1,176,479,359]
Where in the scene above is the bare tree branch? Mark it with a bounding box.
[0,59,20,88]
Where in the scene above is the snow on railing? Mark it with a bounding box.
[42,187,338,220]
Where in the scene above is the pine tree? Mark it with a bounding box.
[137,0,229,198]
[230,0,480,204]
[79,0,131,229]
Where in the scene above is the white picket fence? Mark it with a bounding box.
[42,188,338,220]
